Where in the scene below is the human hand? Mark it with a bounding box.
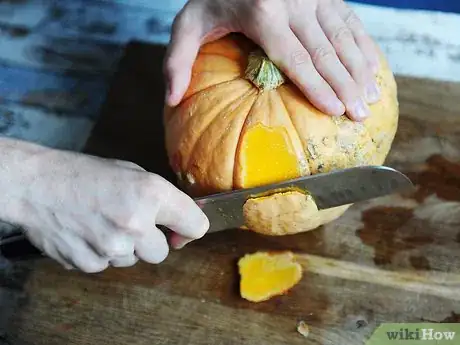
[3,146,208,272]
[164,0,381,121]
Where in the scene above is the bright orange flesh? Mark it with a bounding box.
[239,124,302,188]
[238,251,302,302]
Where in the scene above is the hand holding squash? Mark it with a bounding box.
[165,0,381,121]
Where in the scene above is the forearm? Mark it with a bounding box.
[0,137,51,225]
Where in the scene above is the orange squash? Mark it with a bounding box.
[163,33,399,236]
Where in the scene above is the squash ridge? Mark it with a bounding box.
[185,86,257,175]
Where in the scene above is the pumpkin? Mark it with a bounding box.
[238,251,302,302]
[163,33,399,236]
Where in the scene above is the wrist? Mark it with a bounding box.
[0,137,52,225]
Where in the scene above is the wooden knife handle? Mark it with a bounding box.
[0,233,44,260]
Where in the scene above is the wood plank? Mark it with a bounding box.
[0,65,108,119]
[39,0,175,44]
[1,0,459,79]
[98,0,187,11]
[349,4,460,82]
[0,33,124,75]
[4,41,460,345]
[0,0,49,27]
[0,0,173,74]
[0,0,175,43]
[0,102,94,150]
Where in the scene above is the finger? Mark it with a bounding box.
[89,232,136,258]
[110,254,139,268]
[334,0,380,73]
[24,230,75,270]
[154,178,209,239]
[164,6,204,107]
[57,232,109,273]
[112,159,146,171]
[52,215,136,258]
[246,19,345,116]
[134,226,169,264]
[96,157,146,171]
[316,8,372,120]
[46,245,75,270]
[317,4,380,105]
[290,17,371,120]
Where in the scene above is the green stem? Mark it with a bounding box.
[244,49,286,91]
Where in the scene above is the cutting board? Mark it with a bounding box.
[5,41,460,345]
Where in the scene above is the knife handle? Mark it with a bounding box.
[0,233,44,261]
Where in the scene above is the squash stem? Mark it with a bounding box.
[244,49,286,91]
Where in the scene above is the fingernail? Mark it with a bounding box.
[330,98,346,116]
[350,98,370,121]
[365,82,380,103]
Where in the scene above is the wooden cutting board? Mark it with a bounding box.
[6,41,460,345]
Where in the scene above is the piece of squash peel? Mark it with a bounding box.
[242,190,351,236]
[238,251,302,302]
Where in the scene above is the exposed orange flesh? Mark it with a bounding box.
[238,251,303,302]
[239,123,302,188]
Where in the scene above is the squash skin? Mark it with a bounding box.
[163,33,399,236]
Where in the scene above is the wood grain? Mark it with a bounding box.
[4,41,460,345]
[0,65,108,119]
[294,253,460,301]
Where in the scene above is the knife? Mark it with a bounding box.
[199,164,414,233]
[0,165,413,260]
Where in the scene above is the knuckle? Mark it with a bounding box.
[123,175,170,231]
[252,0,278,20]
[290,50,311,67]
[171,6,202,40]
[283,50,313,76]
[171,7,189,31]
[100,240,124,257]
[342,9,361,28]
[135,174,164,202]
[146,175,171,201]
[310,46,336,65]
[330,26,353,45]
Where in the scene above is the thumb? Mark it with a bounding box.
[164,12,204,107]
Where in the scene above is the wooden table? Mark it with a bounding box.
[4,41,460,345]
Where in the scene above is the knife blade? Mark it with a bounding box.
[196,165,414,233]
[0,165,413,260]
